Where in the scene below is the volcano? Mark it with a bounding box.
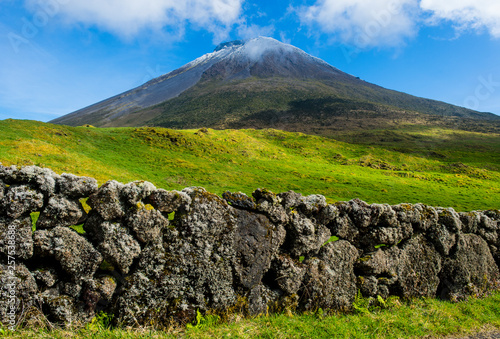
[51,37,499,133]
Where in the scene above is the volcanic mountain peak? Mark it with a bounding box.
[50,36,499,129]
[182,36,337,80]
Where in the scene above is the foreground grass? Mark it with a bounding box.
[0,119,499,210]
[4,292,500,338]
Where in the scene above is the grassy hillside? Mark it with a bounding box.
[129,77,500,134]
[61,74,500,130]
[1,119,499,211]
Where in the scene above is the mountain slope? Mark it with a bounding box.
[50,37,499,130]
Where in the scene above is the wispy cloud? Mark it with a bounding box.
[420,0,500,38]
[24,0,245,40]
[297,0,420,48]
[237,22,275,40]
[297,0,500,48]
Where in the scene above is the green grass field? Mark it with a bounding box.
[0,119,499,211]
[5,292,500,338]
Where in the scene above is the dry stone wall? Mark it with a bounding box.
[0,164,499,328]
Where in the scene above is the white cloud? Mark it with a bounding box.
[25,0,244,39]
[420,0,500,38]
[298,0,500,48]
[236,22,275,40]
[298,0,420,47]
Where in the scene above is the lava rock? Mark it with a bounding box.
[121,181,156,207]
[37,196,85,229]
[57,173,98,198]
[148,189,192,214]
[114,187,238,326]
[0,262,38,325]
[0,179,5,202]
[233,209,283,289]
[3,185,44,219]
[84,214,141,274]
[394,235,442,298]
[223,191,257,210]
[0,216,33,259]
[125,203,168,244]
[32,268,58,288]
[286,211,331,257]
[34,226,102,282]
[271,255,305,295]
[439,234,500,301]
[301,240,358,311]
[459,211,482,234]
[87,180,125,221]
[253,188,288,224]
[7,166,58,198]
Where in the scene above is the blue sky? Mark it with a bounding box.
[1,0,500,122]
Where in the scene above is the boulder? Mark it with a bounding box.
[4,166,58,198]
[56,173,98,198]
[271,255,305,295]
[327,205,359,244]
[278,191,327,216]
[148,189,192,213]
[41,290,76,325]
[121,181,156,207]
[222,191,257,210]
[355,235,442,299]
[233,209,284,289]
[253,188,288,224]
[246,284,280,315]
[33,227,102,282]
[406,204,439,232]
[125,204,168,244]
[427,223,457,256]
[0,216,33,259]
[300,240,358,311]
[394,235,442,298]
[114,187,237,326]
[439,234,500,301]
[285,211,331,257]
[346,199,372,229]
[87,180,125,221]
[459,211,482,234]
[0,262,38,325]
[32,268,58,288]
[84,214,141,274]
[356,247,400,278]
[2,185,44,219]
[36,196,85,229]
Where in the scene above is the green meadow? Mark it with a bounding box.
[5,292,500,338]
[0,119,498,211]
[1,119,500,337]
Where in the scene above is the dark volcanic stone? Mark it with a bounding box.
[233,209,284,289]
[57,173,98,198]
[34,227,102,282]
[37,196,85,229]
[439,234,500,301]
[0,216,33,259]
[3,185,44,219]
[301,240,358,311]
